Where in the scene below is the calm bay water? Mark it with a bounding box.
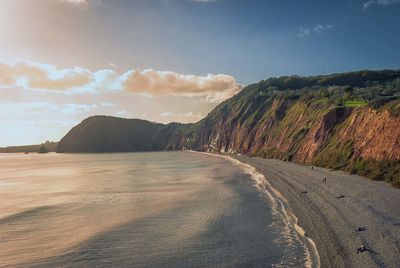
[0,152,313,267]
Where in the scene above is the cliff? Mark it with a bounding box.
[57,70,400,186]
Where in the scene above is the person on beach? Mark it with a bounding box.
[322,177,327,183]
[357,244,366,253]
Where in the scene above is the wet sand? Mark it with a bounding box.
[235,156,400,268]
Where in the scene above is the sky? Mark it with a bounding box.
[0,0,400,146]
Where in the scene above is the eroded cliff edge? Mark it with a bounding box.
[57,70,400,186]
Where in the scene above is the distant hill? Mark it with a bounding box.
[0,141,58,153]
[58,69,400,186]
[57,116,186,153]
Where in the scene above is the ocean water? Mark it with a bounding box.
[0,151,316,267]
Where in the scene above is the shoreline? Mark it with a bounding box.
[201,152,321,268]
[4,151,399,267]
[231,155,400,268]
[225,155,321,268]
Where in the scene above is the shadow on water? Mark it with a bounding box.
[0,206,56,225]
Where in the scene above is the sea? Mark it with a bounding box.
[0,151,318,267]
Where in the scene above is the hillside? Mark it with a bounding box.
[57,116,186,153]
[57,70,400,186]
[0,141,58,153]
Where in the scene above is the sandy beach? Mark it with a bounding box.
[235,156,400,268]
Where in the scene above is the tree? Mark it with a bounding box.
[344,86,354,100]
[38,146,48,154]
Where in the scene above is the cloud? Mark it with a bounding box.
[120,69,241,102]
[0,60,94,91]
[363,0,400,9]
[161,112,174,117]
[190,0,217,2]
[0,60,241,103]
[23,119,77,129]
[58,0,103,9]
[160,111,204,123]
[1,102,114,116]
[59,0,87,4]
[114,110,148,119]
[161,112,202,118]
[298,24,333,38]
[313,24,333,34]
[298,28,311,38]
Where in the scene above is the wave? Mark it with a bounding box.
[199,152,321,268]
[0,205,55,225]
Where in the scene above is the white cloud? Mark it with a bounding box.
[191,0,216,2]
[23,120,77,129]
[298,24,333,38]
[313,24,333,34]
[0,60,241,103]
[363,0,400,9]
[62,102,114,114]
[298,27,310,38]
[115,110,128,116]
[0,60,100,92]
[0,102,114,116]
[160,111,204,123]
[59,0,87,4]
[57,0,103,9]
[161,112,174,117]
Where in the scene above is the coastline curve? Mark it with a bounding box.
[199,152,321,268]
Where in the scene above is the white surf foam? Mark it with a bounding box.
[197,152,321,268]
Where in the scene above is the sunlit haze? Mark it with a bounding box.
[1,0,399,146]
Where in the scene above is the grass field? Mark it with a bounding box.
[344,100,368,107]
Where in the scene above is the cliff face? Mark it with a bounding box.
[335,108,400,161]
[182,98,400,164]
[179,97,400,186]
[57,70,400,186]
